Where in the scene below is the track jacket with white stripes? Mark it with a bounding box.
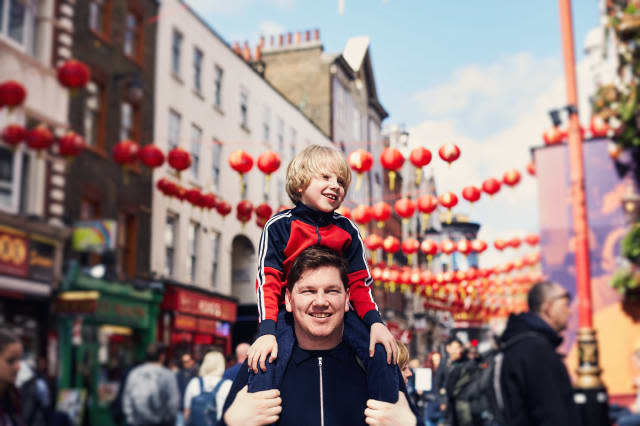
[255,202,382,336]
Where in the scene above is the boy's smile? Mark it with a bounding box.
[300,172,345,213]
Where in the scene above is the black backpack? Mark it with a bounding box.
[450,332,543,426]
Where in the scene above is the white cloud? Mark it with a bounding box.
[185,0,295,17]
[408,52,596,268]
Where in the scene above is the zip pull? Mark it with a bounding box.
[315,224,321,244]
[318,357,324,426]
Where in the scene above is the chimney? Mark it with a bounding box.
[254,44,262,62]
[314,28,320,41]
[232,42,242,56]
[242,41,251,61]
[295,31,301,44]
[287,32,292,44]
[259,36,265,47]
[270,35,274,46]
[278,34,284,46]
[305,30,311,42]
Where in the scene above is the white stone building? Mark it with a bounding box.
[151,0,333,306]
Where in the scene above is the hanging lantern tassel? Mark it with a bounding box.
[447,209,453,224]
[427,254,433,266]
[402,218,409,226]
[371,251,377,265]
[264,174,271,194]
[387,253,393,266]
[239,173,246,198]
[390,282,397,293]
[359,225,367,238]
[425,286,433,297]
[355,173,363,191]
[422,213,430,232]
[415,168,422,186]
[388,171,396,190]
[377,221,385,229]
[401,284,410,294]
[122,165,130,185]
[384,282,390,292]
[408,254,414,265]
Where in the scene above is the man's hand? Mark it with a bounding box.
[223,386,282,426]
[364,392,416,426]
[247,335,278,373]
[370,323,398,364]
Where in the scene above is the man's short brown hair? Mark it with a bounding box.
[286,246,349,292]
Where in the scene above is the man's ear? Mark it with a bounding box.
[285,289,293,312]
[344,288,349,313]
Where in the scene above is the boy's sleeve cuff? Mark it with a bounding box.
[257,319,276,336]
[363,310,383,327]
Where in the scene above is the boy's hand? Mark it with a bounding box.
[248,335,278,373]
[370,323,398,364]
[364,392,416,426]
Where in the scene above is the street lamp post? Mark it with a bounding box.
[557,0,604,390]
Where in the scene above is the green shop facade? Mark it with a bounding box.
[55,264,163,425]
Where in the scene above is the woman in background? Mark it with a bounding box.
[0,330,23,426]
[182,351,231,424]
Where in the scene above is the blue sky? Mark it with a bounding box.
[186,0,603,267]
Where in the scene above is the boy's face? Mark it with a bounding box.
[300,171,345,213]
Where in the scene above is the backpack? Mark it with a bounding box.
[186,377,225,426]
[449,332,543,426]
[20,375,50,426]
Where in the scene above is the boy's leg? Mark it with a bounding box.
[343,310,400,403]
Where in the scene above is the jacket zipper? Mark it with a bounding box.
[318,357,324,426]
[315,224,321,244]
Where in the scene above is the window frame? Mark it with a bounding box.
[240,88,249,130]
[171,29,183,76]
[0,144,25,214]
[193,47,203,93]
[214,65,223,110]
[210,231,220,288]
[0,0,36,54]
[88,0,112,42]
[168,109,181,150]
[164,212,178,278]
[187,221,200,284]
[123,8,144,63]
[211,139,222,190]
[120,100,141,142]
[117,210,138,280]
[84,80,107,153]
[190,123,202,179]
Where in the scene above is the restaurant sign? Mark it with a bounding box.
[165,287,237,322]
[0,226,56,283]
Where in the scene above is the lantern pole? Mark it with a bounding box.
[557,0,602,389]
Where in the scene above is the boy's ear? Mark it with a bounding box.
[285,289,293,312]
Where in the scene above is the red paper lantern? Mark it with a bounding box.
[440,239,456,255]
[438,192,458,210]
[257,151,281,176]
[0,81,27,108]
[201,192,217,209]
[216,200,232,217]
[372,202,392,227]
[352,205,373,226]
[175,186,187,202]
[494,239,507,251]
[256,216,268,228]
[57,132,85,158]
[156,178,174,197]
[461,186,481,203]
[526,162,536,176]
[401,238,419,255]
[228,149,254,174]
[438,143,461,165]
[589,115,610,138]
[542,126,563,145]
[420,239,438,256]
[57,60,91,89]
[113,139,139,165]
[503,169,521,187]
[417,194,438,215]
[348,149,373,174]
[508,237,521,249]
[471,239,487,254]
[1,124,27,147]
[168,147,192,174]
[457,239,472,256]
[379,147,404,190]
[365,234,383,251]
[421,270,435,286]
[139,144,165,168]
[409,146,432,185]
[26,125,54,151]
[382,236,400,253]
[525,233,540,246]
[394,198,416,220]
[255,203,273,220]
[482,178,501,196]
[186,188,203,207]
[236,200,253,224]
[335,206,351,220]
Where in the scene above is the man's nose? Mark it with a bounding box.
[313,290,329,305]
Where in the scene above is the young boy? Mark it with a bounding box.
[247,144,400,402]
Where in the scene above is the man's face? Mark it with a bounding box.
[285,265,349,350]
[181,354,194,370]
[543,285,572,332]
[446,342,462,362]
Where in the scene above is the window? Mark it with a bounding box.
[211,231,220,288]
[289,128,297,160]
[187,222,200,283]
[168,110,181,150]
[0,146,20,212]
[88,0,110,38]
[120,101,139,141]
[171,29,183,76]
[240,88,248,129]
[193,47,203,93]
[117,211,138,279]
[263,106,270,143]
[277,118,284,153]
[80,197,101,220]
[190,124,202,178]
[0,0,35,51]
[212,141,221,190]
[123,11,143,60]
[84,81,106,150]
[214,65,223,109]
[164,213,177,277]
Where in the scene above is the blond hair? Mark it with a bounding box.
[397,340,410,370]
[199,351,225,377]
[286,145,352,203]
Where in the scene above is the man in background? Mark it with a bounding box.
[222,343,250,381]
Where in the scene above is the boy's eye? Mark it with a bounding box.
[337,179,345,186]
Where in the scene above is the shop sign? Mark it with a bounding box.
[172,289,237,322]
[94,297,149,329]
[71,220,117,253]
[0,227,28,278]
[174,314,197,331]
[197,318,217,334]
[28,237,55,283]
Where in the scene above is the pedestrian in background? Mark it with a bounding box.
[0,330,23,426]
[176,353,199,426]
[122,343,179,426]
[425,351,445,426]
[222,343,249,382]
[183,351,231,425]
[500,281,579,426]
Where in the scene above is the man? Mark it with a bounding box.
[176,352,198,425]
[122,343,180,426]
[500,281,580,426]
[221,246,418,426]
[222,343,250,381]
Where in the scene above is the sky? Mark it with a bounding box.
[185,0,603,268]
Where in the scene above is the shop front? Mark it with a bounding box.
[159,283,237,362]
[0,213,68,379]
[55,263,163,426]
